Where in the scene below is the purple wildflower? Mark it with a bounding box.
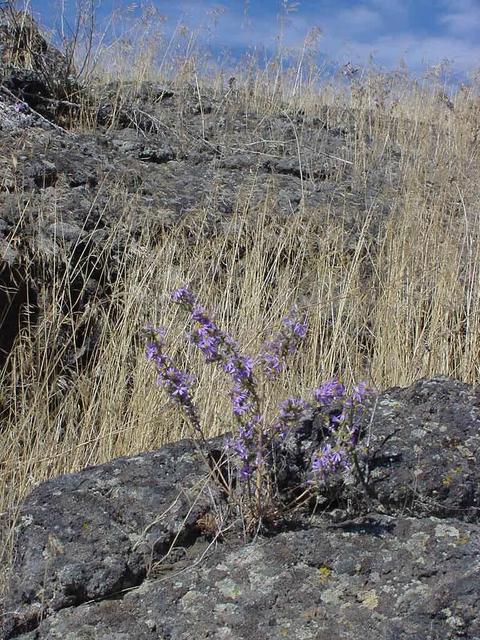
[224,355,254,382]
[191,305,210,324]
[189,325,223,362]
[259,307,308,379]
[351,381,370,404]
[187,304,245,373]
[171,287,196,308]
[349,423,360,446]
[231,384,255,416]
[174,293,260,478]
[233,438,249,461]
[14,101,28,113]
[239,420,256,440]
[226,414,263,481]
[312,443,349,479]
[146,341,158,361]
[313,378,345,406]
[261,352,282,378]
[144,326,201,433]
[283,314,308,340]
[239,464,254,480]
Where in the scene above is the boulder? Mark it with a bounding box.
[2,377,480,639]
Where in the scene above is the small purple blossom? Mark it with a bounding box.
[187,305,244,372]
[259,308,308,379]
[14,101,28,113]
[351,382,370,404]
[189,325,223,362]
[224,355,254,382]
[283,314,308,340]
[145,341,158,361]
[164,366,195,401]
[171,286,196,308]
[231,384,255,416]
[311,379,372,479]
[261,352,282,378]
[226,414,263,481]
[191,305,210,324]
[312,443,349,479]
[239,464,254,480]
[313,378,345,406]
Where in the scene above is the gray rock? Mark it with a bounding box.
[3,440,221,638]
[3,378,480,639]
[0,9,80,122]
[7,516,480,639]
[45,221,84,244]
[357,377,480,520]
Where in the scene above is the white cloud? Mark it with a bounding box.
[149,0,480,76]
[440,0,480,37]
[330,32,480,73]
[336,5,383,34]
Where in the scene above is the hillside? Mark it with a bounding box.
[0,8,479,635]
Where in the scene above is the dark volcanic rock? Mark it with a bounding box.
[0,9,79,121]
[359,377,480,520]
[3,440,222,639]
[3,377,480,639]
[10,515,480,640]
[0,28,395,369]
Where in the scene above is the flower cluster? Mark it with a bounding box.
[258,307,308,379]
[13,101,28,113]
[144,325,201,434]
[171,287,261,481]
[313,378,345,406]
[311,378,372,482]
[146,289,374,524]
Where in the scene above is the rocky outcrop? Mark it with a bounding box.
[0,7,79,121]
[0,76,383,368]
[3,377,480,639]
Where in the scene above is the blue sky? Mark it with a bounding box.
[30,0,480,76]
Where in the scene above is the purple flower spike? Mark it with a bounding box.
[144,325,201,435]
[351,382,370,403]
[231,384,254,416]
[145,341,159,361]
[239,464,254,481]
[191,306,210,324]
[283,314,308,339]
[261,352,282,378]
[224,355,254,382]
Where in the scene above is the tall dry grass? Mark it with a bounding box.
[1,2,480,597]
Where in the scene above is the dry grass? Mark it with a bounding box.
[1,3,480,597]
